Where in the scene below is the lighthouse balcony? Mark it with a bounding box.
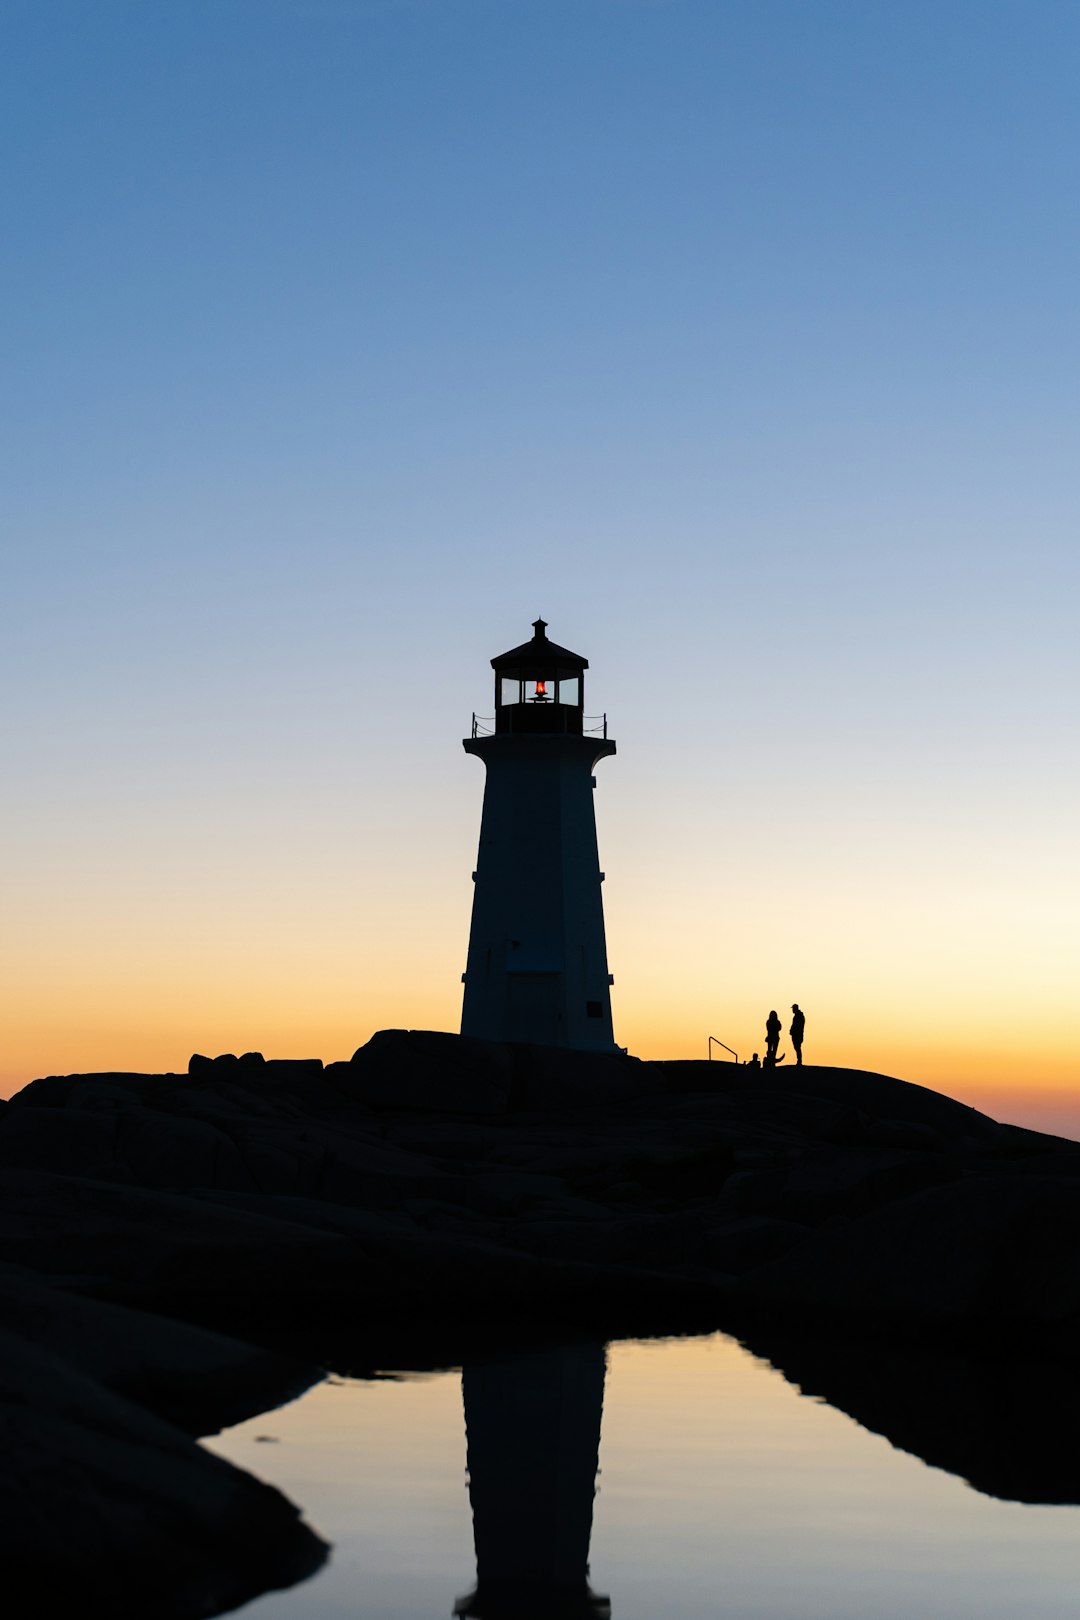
[472,710,609,739]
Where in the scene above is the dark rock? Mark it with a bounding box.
[184,1053,244,1077]
[5,1046,1076,1359]
[0,1106,119,1176]
[0,1264,318,1435]
[761,1064,1002,1146]
[743,1326,1080,1505]
[859,1117,950,1150]
[1010,1150,1080,1178]
[323,1059,358,1082]
[349,1029,514,1114]
[192,1053,315,1080]
[658,1061,1001,1140]
[701,1215,811,1273]
[509,1210,713,1272]
[9,1071,172,1109]
[740,1173,1080,1347]
[508,1044,659,1112]
[0,1168,353,1316]
[719,1147,959,1227]
[0,1104,257,1192]
[0,1328,326,1617]
[6,1034,1080,1598]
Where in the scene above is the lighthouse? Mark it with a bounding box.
[461,620,617,1050]
[455,1344,610,1620]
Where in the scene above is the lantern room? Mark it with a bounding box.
[491,618,587,735]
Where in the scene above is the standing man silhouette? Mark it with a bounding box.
[765,1010,781,1062]
[790,1004,805,1066]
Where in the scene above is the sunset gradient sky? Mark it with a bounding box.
[3,2,1077,1131]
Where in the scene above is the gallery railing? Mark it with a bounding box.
[471,712,609,739]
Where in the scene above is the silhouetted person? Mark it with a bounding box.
[790,1003,805,1066]
[762,1050,785,1069]
[765,1010,781,1061]
[746,1052,761,1072]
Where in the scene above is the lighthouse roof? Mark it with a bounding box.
[490,618,589,672]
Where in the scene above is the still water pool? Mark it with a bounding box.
[206,1334,1080,1619]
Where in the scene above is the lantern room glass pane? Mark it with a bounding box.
[499,674,580,706]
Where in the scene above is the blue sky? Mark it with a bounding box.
[2,1,1078,1118]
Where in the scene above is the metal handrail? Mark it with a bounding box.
[708,1035,738,1064]
[472,711,607,739]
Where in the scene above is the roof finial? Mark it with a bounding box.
[533,617,548,639]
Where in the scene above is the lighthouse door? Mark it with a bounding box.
[504,971,562,1046]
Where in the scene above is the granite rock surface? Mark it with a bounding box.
[3,1029,1077,1611]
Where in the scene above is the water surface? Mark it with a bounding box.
[206,1334,1080,1619]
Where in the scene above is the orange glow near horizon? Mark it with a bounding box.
[4,955,1076,1139]
[2,711,1075,1142]
[3,954,1070,1095]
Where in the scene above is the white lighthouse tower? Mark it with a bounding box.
[461,619,617,1051]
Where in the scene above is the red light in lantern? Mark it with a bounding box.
[534,680,547,698]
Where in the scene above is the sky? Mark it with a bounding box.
[2,1,1077,1131]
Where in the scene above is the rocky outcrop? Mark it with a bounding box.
[1,1040,1063,1358]
[3,1030,1079,1610]
[738,1324,1080,1505]
[742,1171,1080,1349]
[0,1263,317,1433]
[0,1326,325,1616]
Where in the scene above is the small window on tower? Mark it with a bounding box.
[586,1000,603,1019]
[500,677,522,706]
[558,677,580,706]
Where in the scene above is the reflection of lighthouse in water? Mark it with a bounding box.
[455,1343,611,1620]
